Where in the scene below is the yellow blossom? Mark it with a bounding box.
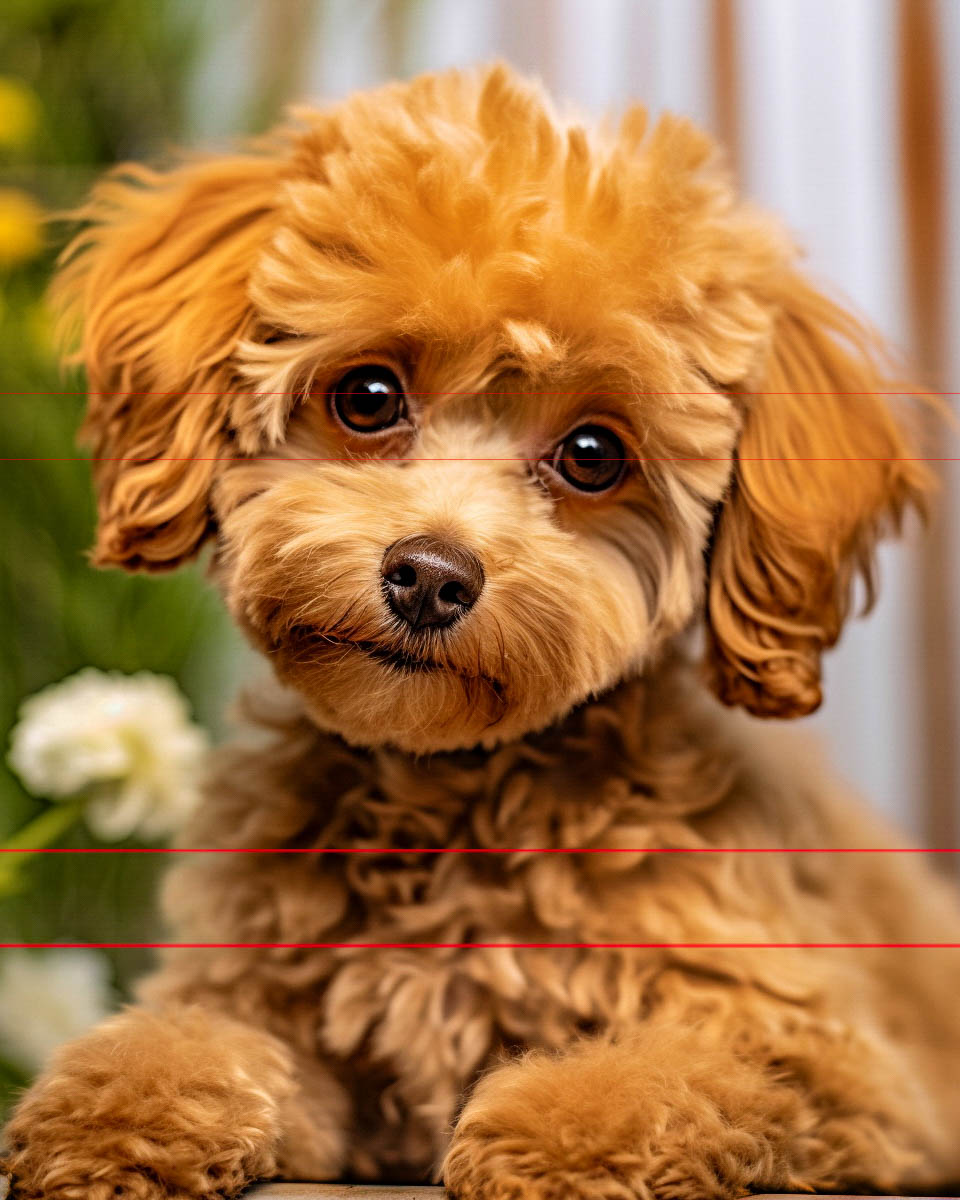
[0,188,44,266]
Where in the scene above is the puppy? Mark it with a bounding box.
[4,63,960,1200]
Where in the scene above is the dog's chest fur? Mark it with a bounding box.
[147,665,758,1170]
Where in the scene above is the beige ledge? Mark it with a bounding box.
[1,1173,949,1197]
[245,1188,439,1199]
[245,1187,947,1200]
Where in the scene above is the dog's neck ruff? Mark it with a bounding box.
[184,656,739,857]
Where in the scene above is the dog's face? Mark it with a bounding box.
[57,65,931,752]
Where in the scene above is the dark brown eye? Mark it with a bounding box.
[330,365,405,432]
[551,425,626,492]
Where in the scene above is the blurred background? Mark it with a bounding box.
[0,0,958,1116]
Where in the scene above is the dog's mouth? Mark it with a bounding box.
[290,628,506,697]
[340,637,440,675]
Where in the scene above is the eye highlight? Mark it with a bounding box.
[329,365,405,433]
[550,425,627,493]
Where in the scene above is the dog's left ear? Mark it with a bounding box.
[52,154,280,571]
[704,270,935,718]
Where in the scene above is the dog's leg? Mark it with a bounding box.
[443,1009,947,1200]
[1,1003,345,1199]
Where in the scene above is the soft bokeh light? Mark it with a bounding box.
[0,950,112,1074]
[0,188,43,267]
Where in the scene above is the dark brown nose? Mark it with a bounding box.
[381,534,484,631]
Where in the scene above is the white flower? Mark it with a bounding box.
[7,669,209,840]
[0,949,112,1073]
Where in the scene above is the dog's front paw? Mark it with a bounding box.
[443,1041,783,1200]
[3,1006,295,1200]
[444,1104,643,1200]
[443,1049,655,1200]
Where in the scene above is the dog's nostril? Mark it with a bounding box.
[381,534,484,631]
[438,580,469,606]
[388,563,417,589]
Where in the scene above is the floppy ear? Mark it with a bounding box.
[705,271,935,718]
[52,153,280,570]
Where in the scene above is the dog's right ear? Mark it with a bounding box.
[52,154,280,570]
[703,271,934,717]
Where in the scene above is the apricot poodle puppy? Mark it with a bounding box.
[4,64,960,1200]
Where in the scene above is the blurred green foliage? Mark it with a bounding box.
[0,0,253,1111]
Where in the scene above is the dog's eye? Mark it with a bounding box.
[551,425,626,492]
[330,366,405,433]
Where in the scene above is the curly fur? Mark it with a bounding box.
[4,63,959,1200]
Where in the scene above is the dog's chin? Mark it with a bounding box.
[266,633,572,755]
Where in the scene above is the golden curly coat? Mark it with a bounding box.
[4,63,959,1200]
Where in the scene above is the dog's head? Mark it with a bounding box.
[55,64,932,752]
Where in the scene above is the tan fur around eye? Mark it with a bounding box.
[705,272,935,718]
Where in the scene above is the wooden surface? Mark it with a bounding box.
[2,1175,951,1198]
[245,1187,949,1200]
[0,1170,950,1197]
[246,1187,436,1199]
